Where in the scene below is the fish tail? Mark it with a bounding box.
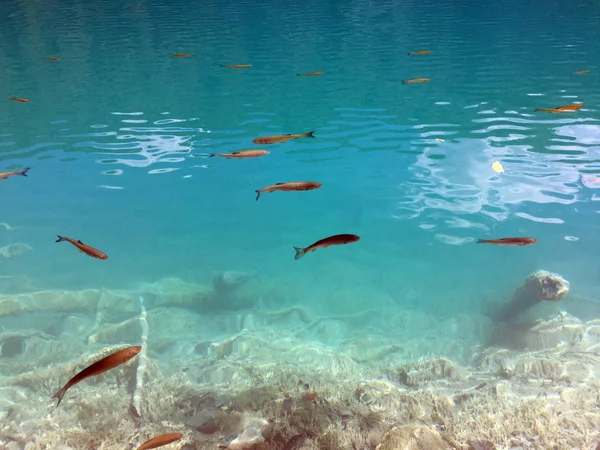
[534,108,548,112]
[19,168,30,177]
[293,246,306,260]
[304,131,316,138]
[52,386,67,407]
[476,239,488,244]
[255,190,262,201]
[401,80,406,84]
[55,235,66,243]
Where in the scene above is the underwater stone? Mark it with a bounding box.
[227,418,268,449]
[376,424,446,450]
[492,312,583,350]
[496,270,570,323]
[0,336,25,357]
[0,242,32,258]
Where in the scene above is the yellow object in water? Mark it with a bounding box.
[491,161,504,173]
[435,138,444,142]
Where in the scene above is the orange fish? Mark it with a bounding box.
[408,50,431,55]
[55,235,108,260]
[535,103,583,113]
[220,64,252,69]
[297,71,324,77]
[574,70,590,75]
[9,97,29,102]
[476,237,537,246]
[255,181,322,200]
[402,78,430,84]
[208,149,269,159]
[136,432,184,450]
[44,57,60,61]
[0,167,29,180]
[172,53,195,57]
[293,234,360,260]
[52,346,141,407]
[252,131,315,145]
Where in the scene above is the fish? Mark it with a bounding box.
[252,131,315,145]
[44,57,61,61]
[574,70,590,75]
[55,235,108,260]
[172,53,195,57]
[402,78,430,84]
[0,167,29,180]
[534,103,583,113]
[293,234,360,260]
[476,237,536,246]
[52,346,141,407]
[297,71,324,77]
[255,181,322,200]
[220,64,252,69]
[206,149,269,159]
[408,50,431,55]
[9,97,29,103]
[136,432,184,450]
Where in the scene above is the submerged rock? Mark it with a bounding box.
[496,270,570,323]
[376,424,446,450]
[0,243,32,258]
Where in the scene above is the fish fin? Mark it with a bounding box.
[77,240,83,244]
[52,386,67,407]
[476,239,487,244]
[255,190,261,201]
[20,168,30,177]
[534,108,549,112]
[293,246,306,260]
[401,80,406,84]
[231,151,241,155]
[275,182,286,185]
[304,131,316,138]
[55,235,66,243]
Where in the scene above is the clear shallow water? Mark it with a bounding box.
[1,0,600,317]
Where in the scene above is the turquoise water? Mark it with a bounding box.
[1,0,600,320]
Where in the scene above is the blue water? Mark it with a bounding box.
[1,0,600,320]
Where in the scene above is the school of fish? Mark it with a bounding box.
[3,15,593,449]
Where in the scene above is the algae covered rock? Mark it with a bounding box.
[376,424,446,450]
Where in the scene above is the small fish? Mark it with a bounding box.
[491,161,504,173]
[574,70,590,75]
[172,53,195,57]
[9,97,29,103]
[293,234,360,260]
[255,181,322,200]
[476,237,536,246]
[402,78,430,84]
[220,64,252,69]
[206,149,269,159]
[44,57,60,61]
[534,103,583,113]
[136,432,184,450]
[0,167,29,180]
[55,235,108,260]
[52,346,141,407]
[297,71,324,77]
[253,131,315,145]
[408,50,431,55]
